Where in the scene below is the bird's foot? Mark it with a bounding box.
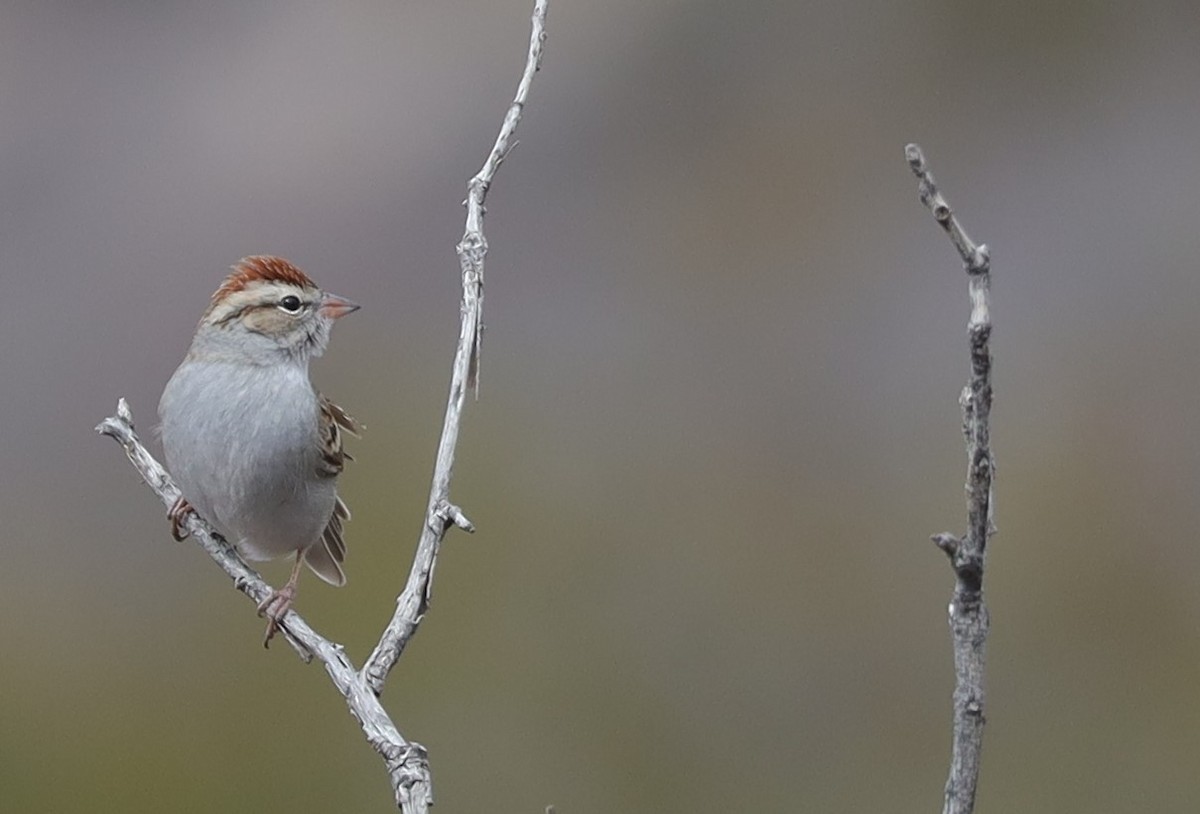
[256,583,298,648]
[167,496,194,541]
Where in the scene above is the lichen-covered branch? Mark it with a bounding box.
[362,0,549,695]
[905,143,995,814]
[96,400,432,813]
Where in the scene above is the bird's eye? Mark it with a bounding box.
[278,295,303,313]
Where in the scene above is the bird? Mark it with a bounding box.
[158,256,361,646]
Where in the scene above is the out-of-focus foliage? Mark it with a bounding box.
[2,1,1199,811]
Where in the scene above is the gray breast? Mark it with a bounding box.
[159,360,335,561]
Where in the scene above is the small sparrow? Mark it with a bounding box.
[158,256,361,646]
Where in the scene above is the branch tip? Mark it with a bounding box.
[96,398,135,437]
[364,0,547,696]
[452,507,476,533]
[907,142,994,814]
[932,532,960,558]
[101,6,549,809]
[904,142,926,172]
[970,244,991,273]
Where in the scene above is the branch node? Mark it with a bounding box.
[970,244,991,273]
[932,532,960,558]
[96,399,134,438]
[436,500,476,533]
[98,2,550,809]
[99,398,432,807]
[951,552,984,589]
[908,142,994,814]
[362,0,547,697]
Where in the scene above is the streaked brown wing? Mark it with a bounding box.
[306,395,361,584]
[316,394,362,478]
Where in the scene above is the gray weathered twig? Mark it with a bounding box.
[96,400,433,813]
[362,0,549,695]
[96,2,548,809]
[905,143,995,814]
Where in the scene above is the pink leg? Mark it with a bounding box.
[257,552,305,648]
[167,496,194,541]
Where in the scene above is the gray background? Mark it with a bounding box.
[2,1,1199,811]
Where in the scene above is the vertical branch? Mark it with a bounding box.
[905,143,995,814]
[363,0,549,695]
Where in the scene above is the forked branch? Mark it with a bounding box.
[97,400,433,812]
[905,143,996,814]
[96,3,549,810]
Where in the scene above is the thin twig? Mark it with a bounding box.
[96,400,433,813]
[96,3,549,808]
[905,143,995,814]
[362,0,549,695]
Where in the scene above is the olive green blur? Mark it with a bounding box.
[2,1,1198,812]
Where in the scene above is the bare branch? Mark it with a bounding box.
[96,3,549,808]
[363,0,549,695]
[96,400,433,813]
[905,143,995,814]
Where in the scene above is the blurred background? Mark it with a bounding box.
[2,1,1199,811]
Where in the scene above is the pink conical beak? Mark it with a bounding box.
[319,293,360,319]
